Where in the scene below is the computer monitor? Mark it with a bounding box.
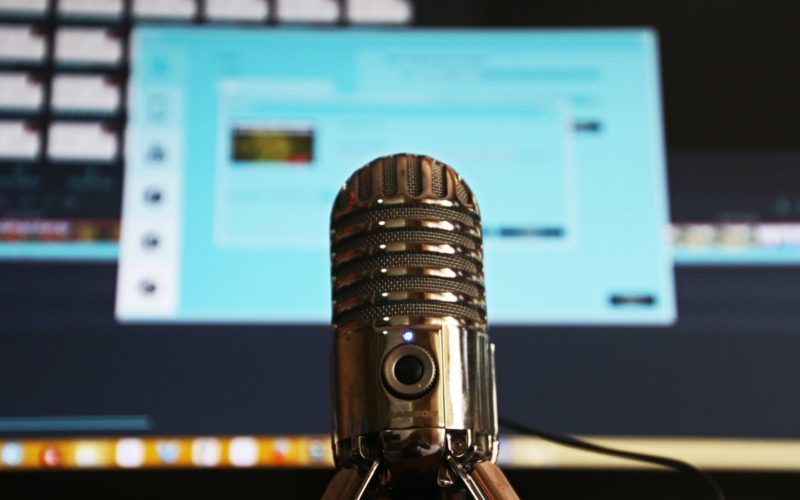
[2,0,800,474]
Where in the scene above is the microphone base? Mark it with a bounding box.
[321,459,519,500]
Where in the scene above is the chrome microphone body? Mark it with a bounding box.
[324,154,517,499]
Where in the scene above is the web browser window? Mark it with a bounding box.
[117,28,673,325]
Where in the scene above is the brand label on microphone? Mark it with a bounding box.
[390,410,439,419]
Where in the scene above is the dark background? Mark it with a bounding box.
[9,469,800,499]
[2,0,800,498]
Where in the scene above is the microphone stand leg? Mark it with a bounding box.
[321,457,519,499]
[446,457,520,500]
[322,459,381,500]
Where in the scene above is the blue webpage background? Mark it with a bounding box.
[125,27,674,324]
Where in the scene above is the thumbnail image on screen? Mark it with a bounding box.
[232,124,314,164]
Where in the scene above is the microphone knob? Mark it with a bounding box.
[382,344,437,399]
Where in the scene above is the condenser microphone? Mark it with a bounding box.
[322,154,519,500]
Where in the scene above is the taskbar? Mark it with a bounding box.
[3,435,800,471]
[0,435,332,470]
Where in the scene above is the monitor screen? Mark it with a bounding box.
[116,27,673,325]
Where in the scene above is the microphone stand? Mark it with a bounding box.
[323,456,518,500]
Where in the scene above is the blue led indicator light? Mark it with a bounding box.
[401,330,415,343]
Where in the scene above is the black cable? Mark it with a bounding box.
[499,417,726,500]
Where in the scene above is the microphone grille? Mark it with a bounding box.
[331,154,485,330]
